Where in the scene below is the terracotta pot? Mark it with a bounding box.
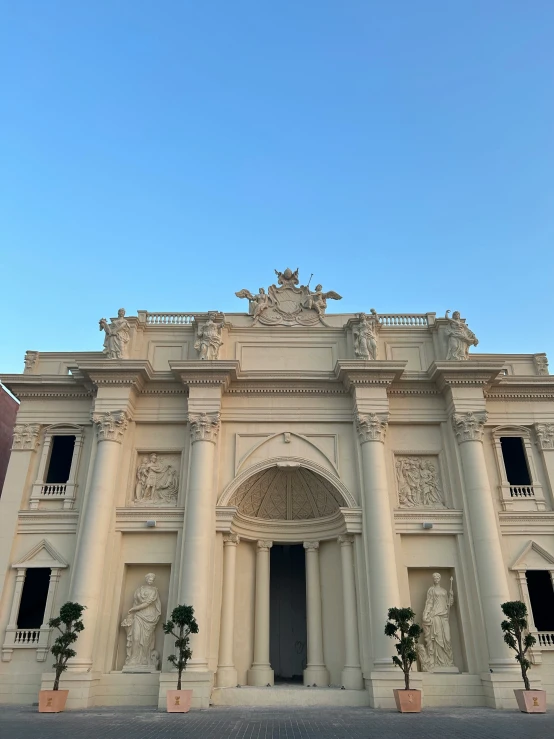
[393,688,422,713]
[514,689,546,713]
[166,689,193,713]
[39,689,69,713]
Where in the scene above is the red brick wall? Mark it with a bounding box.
[0,386,19,496]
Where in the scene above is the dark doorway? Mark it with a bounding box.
[270,544,307,681]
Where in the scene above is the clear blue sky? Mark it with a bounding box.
[1,1,553,375]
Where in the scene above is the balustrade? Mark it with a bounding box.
[509,485,535,498]
[535,632,554,649]
[40,483,67,496]
[379,314,429,327]
[14,629,40,645]
[145,312,194,325]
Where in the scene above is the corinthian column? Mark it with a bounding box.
[247,540,274,686]
[69,410,129,669]
[216,533,239,687]
[339,536,364,689]
[451,411,514,670]
[303,541,329,686]
[357,412,400,670]
[179,412,220,670]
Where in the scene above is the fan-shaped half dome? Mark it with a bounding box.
[228,466,345,520]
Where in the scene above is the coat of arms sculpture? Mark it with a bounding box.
[236,268,342,326]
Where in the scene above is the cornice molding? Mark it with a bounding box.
[428,361,505,391]
[334,360,406,391]
[71,360,155,394]
[171,360,240,390]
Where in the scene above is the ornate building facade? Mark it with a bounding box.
[0,269,553,710]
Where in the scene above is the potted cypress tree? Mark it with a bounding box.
[39,602,85,713]
[163,604,198,712]
[501,600,546,713]
[385,606,423,713]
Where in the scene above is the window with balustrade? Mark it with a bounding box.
[30,424,84,509]
[492,426,546,511]
[1,540,67,662]
[511,540,554,662]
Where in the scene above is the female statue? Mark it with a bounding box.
[353,310,379,360]
[194,313,224,360]
[419,573,454,670]
[99,308,130,359]
[445,310,478,361]
[121,573,161,671]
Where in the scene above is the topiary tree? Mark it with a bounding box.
[163,604,199,690]
[501,601,536,691]
[385,607,423,690]
[49,602,85,690]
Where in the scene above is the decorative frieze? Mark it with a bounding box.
[451,411,487,443]
[91,410,129,443]
[11,424,41,451]
[536,424,554,451]
[134,453,180,505]
[356,412,389,443]
[395,456,445,508]
[188,412,221,443]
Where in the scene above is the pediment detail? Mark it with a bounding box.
[12,539,69,569]
[511,540,554,571]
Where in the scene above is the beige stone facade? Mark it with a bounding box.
[1,271,553,710]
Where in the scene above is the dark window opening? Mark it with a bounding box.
[17,568,51,628]
[526,571,554,632]
[500,437,531,485]
[45,435,75,483]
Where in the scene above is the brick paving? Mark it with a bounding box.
[1,705,553,739]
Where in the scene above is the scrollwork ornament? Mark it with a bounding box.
[257,540,273,551]
[536,423,554,451]
[91,410,129,443]
[356,412,389,443]
[451,411,487,443]
[303,541,320,551]
[188,412,221,443]
[11,424,41,451]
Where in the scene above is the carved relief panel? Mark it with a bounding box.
[395,455,446,509]
[132,452,181,506]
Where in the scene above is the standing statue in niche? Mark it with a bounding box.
[135,454,179,505]
[121,573,161,672]
[194,312,224,360]
[417,573,456,672]
[353,310,380,360]
[444,310,478,361]
[99,308,130,359]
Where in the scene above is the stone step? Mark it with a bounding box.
[211,686,371,707]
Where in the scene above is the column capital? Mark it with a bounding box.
[451,411,487,443]
[11,424,41,451]
[257,540,273,551]
[338,535,354,547]
[536,423,554,451]
[188,412,221,443]
[303,541,320,551]
[223,533,240,546]
[356,412,389,443]
[91,410,130,443]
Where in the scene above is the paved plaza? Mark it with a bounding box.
[1,705,553,739]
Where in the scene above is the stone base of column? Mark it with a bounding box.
[40,671,101,709]
[158,671,213,710]
[303,665,330,687]
[247,664,274,686]
[480,672,542,710]
[365,671,423,709]
[215,665,238,688]
[341,665,364,690]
